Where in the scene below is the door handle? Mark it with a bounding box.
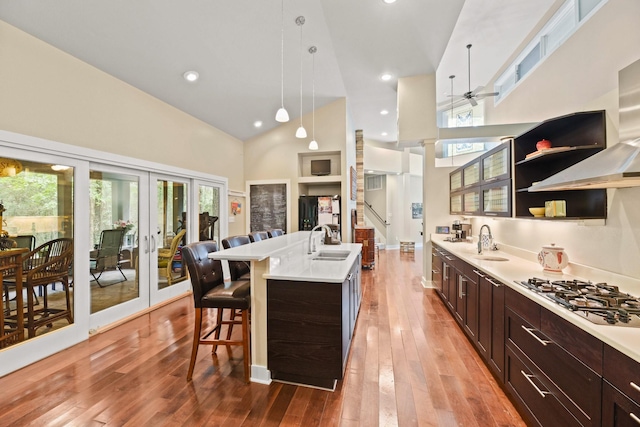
[151,235,157,253]
[144,236,150,254]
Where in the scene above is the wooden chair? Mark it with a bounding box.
[182,241,251,383]
[90,229,127,287]
[158,229,187,286]
[221,235,251,281]
[267,229,284,238]
[248,231,269,242]
[4,238,74,338]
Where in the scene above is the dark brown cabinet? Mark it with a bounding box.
[354,226,375,269]
[505,287,602,427]
[267,255,362,389]
[431,246,443,295]
[603,345,640,427]
[476,270,505,382]
[450,142,512,217]
[513,110,607,219]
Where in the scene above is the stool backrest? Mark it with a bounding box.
[268,229,284,237]
[182,241,224,308]
[221,235,251,280]
[248,231,269,242]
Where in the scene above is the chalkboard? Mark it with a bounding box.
[249,183,287,232]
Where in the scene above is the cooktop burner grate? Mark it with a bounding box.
[516,277,640,327]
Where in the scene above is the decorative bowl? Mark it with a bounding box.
[529,207,545,217]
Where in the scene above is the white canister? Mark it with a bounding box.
[538,244,569,273]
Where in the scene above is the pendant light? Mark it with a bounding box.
[295,16,307,139]
[275,0,289,122]
[308,46,318,150]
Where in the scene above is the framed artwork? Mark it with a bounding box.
[350,166,357,201]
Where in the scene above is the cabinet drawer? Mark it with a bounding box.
[604,345,640,404]
[506,286,541,328]
[602,381,640,427]
[506,346,583,427]
[506,308,602,426]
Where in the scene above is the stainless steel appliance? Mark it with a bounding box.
[451,221,471,241]
[516,278,640,327]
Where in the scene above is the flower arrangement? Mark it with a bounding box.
[113,219,135,233]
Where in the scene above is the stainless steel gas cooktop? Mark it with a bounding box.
[516,278,640,327]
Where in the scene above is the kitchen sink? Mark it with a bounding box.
[473,255,509,262]
[312,250,351,261]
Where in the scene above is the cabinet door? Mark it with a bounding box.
[488,276,505,382]
[454,271,466,325]
[463,267,478,340]
[482,179,511,217]
[482,143,510,183]
[450,192,463,214]
[463,160,481,188]
[462,188,482,216]
[450,170,462,192]
[431,249,443,295]
[602,381,640,427]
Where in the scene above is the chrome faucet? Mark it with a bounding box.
[478,224,493,254]
[308,224,332,254]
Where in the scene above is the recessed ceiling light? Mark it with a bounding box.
[382,0,397,4]
[381,132,388,136]
[183,71,199,82]
[368,170,374,174]
[253,121,263,128]
[380,110,389,115]
[380,73,393,81]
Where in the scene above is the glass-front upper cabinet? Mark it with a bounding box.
[482,143,510,182]
[450,170,462,192]
[462,161,480,188]
[482,180,511,217]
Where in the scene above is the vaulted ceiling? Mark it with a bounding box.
[0,0,557,143]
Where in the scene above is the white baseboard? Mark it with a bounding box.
[250,365,272,384]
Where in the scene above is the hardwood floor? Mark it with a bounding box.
[0,248,525,426]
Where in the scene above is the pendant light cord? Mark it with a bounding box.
[280,0,285,108]
[298,19,304,127]
[312,48,315,138]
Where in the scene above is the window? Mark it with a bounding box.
[494,0,606,102]
[366,175,383,191]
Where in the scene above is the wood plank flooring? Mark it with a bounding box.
[0,248,526,426]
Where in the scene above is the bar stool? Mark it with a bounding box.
[267,229,284,237]
[248,231,269,242]
[182,241,251,383]
[221,236,251,281]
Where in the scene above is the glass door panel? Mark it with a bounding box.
[0,156,75,348]
[88,165,149,329]
[198,184,220,243]
[150,174,190,305]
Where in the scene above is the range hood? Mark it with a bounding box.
[529,58,640,191]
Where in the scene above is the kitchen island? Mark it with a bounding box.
[209,231,362,385]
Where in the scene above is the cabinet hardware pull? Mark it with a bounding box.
[630,413,640,425]
[521,326,552,346]
[459,276,467,299]
[347,273,353,281]
[431,269,439,274]
[487,278,502,288]
[472,269,485,278]
[631,382,640,393]
[443,264,448,280]
[520,370,550,398]
[445,256,455,261]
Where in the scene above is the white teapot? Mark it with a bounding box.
[538,243,569,273]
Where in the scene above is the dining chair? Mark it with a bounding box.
[182,241,251,383]
[157,229,187,286]
[267,229,284,238]
[3,238,74,338]
[248,231,269,242]
[90,229,127,287]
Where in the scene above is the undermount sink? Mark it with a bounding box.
[312,250,351,261]
[473,255,509,262]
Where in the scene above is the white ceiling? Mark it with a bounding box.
[0,0,557,144]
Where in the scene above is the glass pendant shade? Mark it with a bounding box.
[275,107,289,122]
[308,139,318,150]
[295,126,307,138]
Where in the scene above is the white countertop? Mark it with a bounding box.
[209,231,362,283]
[430,234,640,365]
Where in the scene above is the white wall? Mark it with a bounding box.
[465,0,640,278]
[243,99,353,239]
[0,20,245,191]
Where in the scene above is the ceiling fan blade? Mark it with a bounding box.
[475,92,500,99]
[469,86,484,97]
[468,97,478,107]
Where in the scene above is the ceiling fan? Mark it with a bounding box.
[451,44,499,107]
